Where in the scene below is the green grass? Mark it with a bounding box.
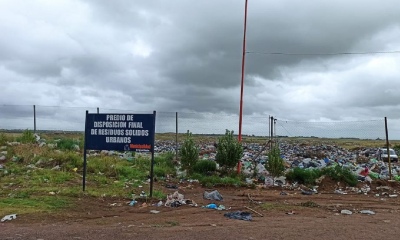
[56,138,81,151]
[190,173,244,188]
[261,202,293,211]
[16,129,36,144]
[286,168,322,185]
[0,196,71,215]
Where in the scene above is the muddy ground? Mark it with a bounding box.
[1,181,400,240]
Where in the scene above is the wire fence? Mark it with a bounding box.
[275,119,385,140]
[0,105,398,142]
[0,105,269,136]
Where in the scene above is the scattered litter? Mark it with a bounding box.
[301,190,314,195]
[286,211,296,215]
[360,210,375,215]
[203,190,223,201]
[334,189,347,195]
[154,201,163,207]
[129,200,137,206]
[280,191,288,196]
[165,191,190,207]
[1,214,17,222]
[217,205,226,211]
[204,203,217,209]
[245,206,263,217]
[141,203,148,208]
[150,210,160,214]
[245,178,253,184]
[140,191,147,198]
[389,194,398,198]
[165,183,178,189]
[224,211,252,221]
[341,210,353,215]
[170,201,182,208]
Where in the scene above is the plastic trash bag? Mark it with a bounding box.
[1,214,17,222]
[359,210,375,215]
[203,190,223,201]
[224,211,252,221]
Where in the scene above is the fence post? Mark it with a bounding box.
[97,107,99,114]
[270,116,274,148]
[385,117,392,180]
[33,105,36,133]
[175,112,178,160]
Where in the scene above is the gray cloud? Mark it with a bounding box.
[1,0,400,137]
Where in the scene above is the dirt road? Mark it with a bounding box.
[1,183,400,240]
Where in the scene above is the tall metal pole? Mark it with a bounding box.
[175,112,178,160]
[83,110,88,191]
[33,105,36,133]
[238,0,248,142]
[385,117,392,180]
[149,111,157,197]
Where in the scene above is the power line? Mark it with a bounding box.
[246,50,400,56]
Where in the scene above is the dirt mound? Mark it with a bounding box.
[317,176,341,192]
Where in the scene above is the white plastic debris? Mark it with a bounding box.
[1,214,17,222]
[340,210,353,215]
[360,210,375,215]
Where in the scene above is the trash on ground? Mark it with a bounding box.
[203,190,223,201]
[301,190,314,195]
[164,191,197,207]
[129,200,137,206]
[245,206,263,217]
[224,211,252,221]
[286,211,296,215]
[150,210,160,214]
[204,203,217,209]
[217,205,226,211]
[165,183,178,189]
[360,210,375,215]
[340,210,353,215]
[334,189,347,195]
[154,200,163,207]
[1,214,17,222]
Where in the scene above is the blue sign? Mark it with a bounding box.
[85,113,155,152]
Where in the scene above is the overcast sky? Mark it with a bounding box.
[1,0,400,137]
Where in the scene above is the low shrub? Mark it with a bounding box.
[322,165,358,187]
[17,129,36,144]
[57,138,80,151]
[193,160,217,175]
[153,152,176,177]
[285,167,322,185]
[266,146,285,180]
[0,132,9,145]
[190,173,243,188]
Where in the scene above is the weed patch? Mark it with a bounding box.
[0,196,72,215]
[286,168,322,185]
[16,129,36,144]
